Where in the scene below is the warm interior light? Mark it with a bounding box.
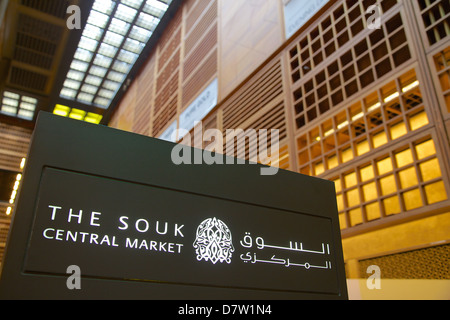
[402,80,420,93]
[54,104,71,117]
[367,102,381,112]
[384,92,399,103]
[337,120,349,130]
[69,108,87,120]
[20,157,26,169]
[84,112,103,124]
[6,207,12,215]
[53,104,103,124]
[352,112,364,121]
[9,173,23,204]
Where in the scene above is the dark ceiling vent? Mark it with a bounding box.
[13,14,63,70]
[14,46,53,70]
[17,13,63,44]
[20,0,70,19]
[9,66,48,92]
[14,30,58,70]
[15,32,57,57]
[7,13,64,92]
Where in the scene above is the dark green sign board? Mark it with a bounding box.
[0,113,347,299]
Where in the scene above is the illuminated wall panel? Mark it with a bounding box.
[295,68,428,176]
[289,9,412,130]
[414,0,450,49]
[108,0,450,254]
[332,134,448,230]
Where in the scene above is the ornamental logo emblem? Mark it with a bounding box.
[193,217,234,264]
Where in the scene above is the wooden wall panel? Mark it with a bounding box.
[219,0,282,98]
[156,49,180,93]
[223,99,287,162]
[153,71,178,135]
[158,9,183,54]
[182,0,218,109]
[182,49,217,107]
[184,0,217,58]
[412,0,450,51]
[288,0,410,131]
[284,0,450,238]
[222,59,283,130]
[183,24,217,82]
[152,3,182,137]
[134,54,156,136]
[0,121,32,264]
[112,81,136,132]
[0,122,31,172]
[132,83,152,136]
[107,0,450,240]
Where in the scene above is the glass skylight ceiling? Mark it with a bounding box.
[59,0,171,109]
[1,91,37,120]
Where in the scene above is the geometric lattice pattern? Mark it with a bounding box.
[417,0,450,47]
[334,136,448,229]
[433,46,450,114]
[359,244,450,279]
